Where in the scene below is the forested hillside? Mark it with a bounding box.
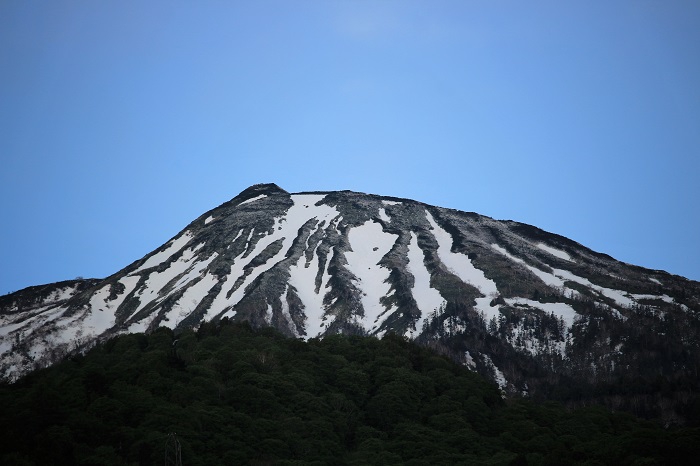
[1,321,699,465]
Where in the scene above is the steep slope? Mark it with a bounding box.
[2,183,700,420]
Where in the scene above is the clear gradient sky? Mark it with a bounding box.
[1,1,699,295]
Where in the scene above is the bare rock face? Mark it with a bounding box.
[2,184,700,421]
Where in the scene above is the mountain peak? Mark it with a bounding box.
[235,183,288,201]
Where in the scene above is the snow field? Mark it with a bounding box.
[288,246,332,338]
[82,285,116,334]
[0,303,54,334]
[133,231,194,273]
[204,247,253,320]
[46,284,81,304]
[162,272,219,328]
[172,252,219,290]
[13,276,140,346]
[536,243,573,262]
[406,232,445,337]
[127,244,205,319]
[344,220,399,331]
[491,244,567,289]
[427,212,500,321]
[491,243,663,314]
[115,276,140,306]
[551,268,635,308]
[214,195,341,321]
[505,297,578,329]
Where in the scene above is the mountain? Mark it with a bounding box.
[2,183,700,421]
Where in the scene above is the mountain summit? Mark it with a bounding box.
[2,185,699,421]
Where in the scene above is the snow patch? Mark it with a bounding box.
[288,246,333,338]
[552,268,634,308]
[49,285,80,303]
[214,194,341,321]
[172,251,219,290]
[505,297,578,329]
[278,285,300,338]
[482,354,507,394]
[345,220,399,332]
[631,293,674,304]
[239,194,267,206]
[54,285,120,345]
[128,244,205,318]
[377,208,390,223]
[204,215,215,224]
[483,246,632,310]
[536,243,572,262]
[464,350,477,369]
[427,212,499,321]
[132,231,194,273]
[162,272,219,328]
[491,244,566,288]
[264,304,273,324]
[406,232,445,337]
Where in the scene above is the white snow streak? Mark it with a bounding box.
[163,273,219,328]
[212,195,341,322]
[378,208,390,222]
[50,285,80,304]
[505,297,578,329]
[238,194,267,206]
[552,268,634,308]
[128,244,205,318]
[133,231,194,273]
[288,247,333,338]
[491,244,566,288]
[345,220,398,331]
[482,354,507,393]
[278,285,300,338]
[172,251,219,290]
[406,232,445,337]
[536,243,572,262]
[491,243,640,310]
[427,212,500,321]
[85,286,115,329]
[204,215,215,224]
[631,293,673,304]
[116,276,140,305]
[464,351,477,369]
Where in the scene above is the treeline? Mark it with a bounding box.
[423,294,700,425]
[1,320,699,465]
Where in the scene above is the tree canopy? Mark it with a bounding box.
[1,320,698,465]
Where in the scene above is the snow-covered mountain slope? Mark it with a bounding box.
[2,183,700,420]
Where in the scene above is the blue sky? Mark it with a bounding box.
[1,1,699,295]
